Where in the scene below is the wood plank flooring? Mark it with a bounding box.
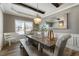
[0,42,28,56]
[0,41,79,56]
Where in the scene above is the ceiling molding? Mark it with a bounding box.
[11,7,35,17]
[43,4,79,18]
[0,4,5,13]
[11,7,35,19]
[13,3,45,14]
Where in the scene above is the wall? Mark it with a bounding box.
[69,5,79,34]
[3,14,33,33]
[43,5,79,34]
[3,5,79,34]
[0,8,3,50]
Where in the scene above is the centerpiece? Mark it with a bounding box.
[46,21,55,41]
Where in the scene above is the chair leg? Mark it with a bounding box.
[9,40,11,46]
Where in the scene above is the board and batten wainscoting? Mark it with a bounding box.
[54,33,79,51]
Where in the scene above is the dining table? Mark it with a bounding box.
[25,34,57,52]
[19,32,79,55]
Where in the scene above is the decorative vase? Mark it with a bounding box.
[46,21,55,41]
[48,28,54,41]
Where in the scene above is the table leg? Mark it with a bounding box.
[38,43,40,51]
[38,43,42,52]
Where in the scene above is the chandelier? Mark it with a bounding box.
[34,3,42,24]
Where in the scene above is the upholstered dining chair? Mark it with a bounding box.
[43,34,71,56]
[53,34,71,56]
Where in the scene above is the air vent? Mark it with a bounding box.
[51,3,62,8]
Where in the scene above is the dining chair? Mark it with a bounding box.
[3,32,17,46]
[53,34,71,56]
[43,34,71,56]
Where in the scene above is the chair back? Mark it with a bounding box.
[53,34,71,56]
[4,33,12,40]
[3,32,17,40]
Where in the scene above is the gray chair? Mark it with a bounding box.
[53,34,71,56]
[43,34,71,56]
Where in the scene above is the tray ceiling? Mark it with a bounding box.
[0,3,78,19]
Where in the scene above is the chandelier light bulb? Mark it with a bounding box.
[34,17,42,24]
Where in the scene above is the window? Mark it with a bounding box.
[25,21,33,32]
[15,19,33,34]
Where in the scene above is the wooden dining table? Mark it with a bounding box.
[25,34,57,51]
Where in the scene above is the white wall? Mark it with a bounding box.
[0,8,3,51]
[43,5,79,34]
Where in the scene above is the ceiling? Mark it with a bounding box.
[0,3,79,19]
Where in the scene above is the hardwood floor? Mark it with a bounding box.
[0,41,48,56]
[0,42,28,56]
[64,48,79,56]
[0,41,79,56]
